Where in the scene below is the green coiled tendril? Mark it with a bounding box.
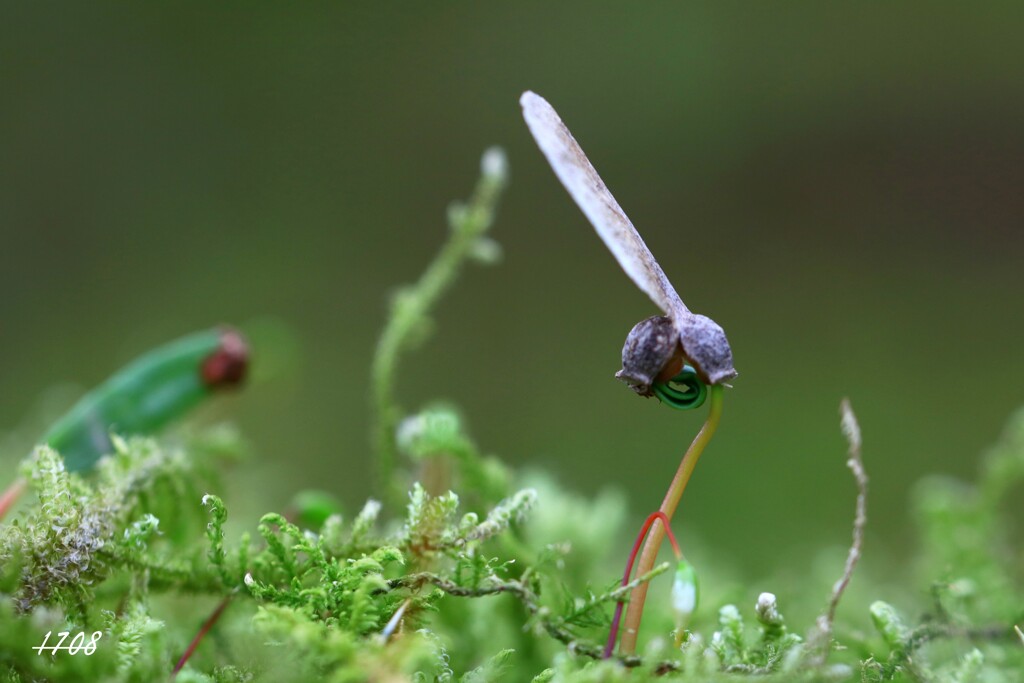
[652,365,707,410]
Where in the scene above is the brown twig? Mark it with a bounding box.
[808,398,868,665]
[390,568,675,671]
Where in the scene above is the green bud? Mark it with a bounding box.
[670,560,699,626]
[869,601,910,649]
[468,236,503,265]
[290,490,343,530]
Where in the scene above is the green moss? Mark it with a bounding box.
[1,149,1022,682]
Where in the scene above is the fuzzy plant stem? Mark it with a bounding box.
[370,149,507,504]
[604,511,682,658]
[618,384,724,655]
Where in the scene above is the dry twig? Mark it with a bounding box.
[808,398,868,665]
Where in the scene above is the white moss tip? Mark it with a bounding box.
[481,147,508,182]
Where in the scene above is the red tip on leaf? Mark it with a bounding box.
[201,328,249,389]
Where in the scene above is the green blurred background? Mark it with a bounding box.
[1,3,1021,577]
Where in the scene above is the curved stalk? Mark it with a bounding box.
[618,384,724,655]
[604,511,681,658]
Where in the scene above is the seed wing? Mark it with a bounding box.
[520,91,689,321]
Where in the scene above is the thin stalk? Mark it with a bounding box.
[370,150,507,504]
[171,595,233,677]
[618,384,724,655]
[604,511,681,658]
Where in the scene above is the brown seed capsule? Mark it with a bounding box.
[675,312,737,386]
[616,316,681,397]
[201,327,249,388]
[617,312,736,395]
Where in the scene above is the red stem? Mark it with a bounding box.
[0,477,28,522]
[171,595,232,677]
[603,511,680,659]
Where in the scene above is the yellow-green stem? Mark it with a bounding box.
[619,384,724,655]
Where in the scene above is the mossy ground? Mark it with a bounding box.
[1,150,1022,682]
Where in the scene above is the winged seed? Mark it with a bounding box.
[519,91,736,384]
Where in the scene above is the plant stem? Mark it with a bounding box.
[370,149,507,504]
[604,511,681,658]
[172,595,233,677]
[807,399,867,666]
[618,384,724,655]
[392,563,670,668]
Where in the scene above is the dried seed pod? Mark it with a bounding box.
[675,312,735,386]
[521,91,737,388]
[616,316,679,396]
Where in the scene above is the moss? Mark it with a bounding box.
[1,149,1022,682]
